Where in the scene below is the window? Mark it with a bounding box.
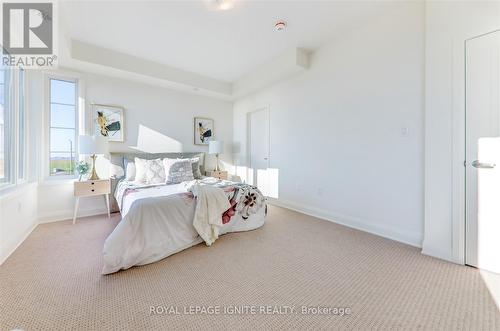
[49,78,77,176]
[0,68,12,184]
[18,68,25,181]
[0,66,26,189]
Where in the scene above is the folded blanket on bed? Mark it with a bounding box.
[190,183,231,246]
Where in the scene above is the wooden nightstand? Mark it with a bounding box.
[207,170,228,180]
[73,179,111,224]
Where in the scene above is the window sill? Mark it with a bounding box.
[39,176,78,187]
[0,182,37,199]
[0,183,16,193]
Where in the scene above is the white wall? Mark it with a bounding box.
[423,1,500,263]
[233,3,425,247]
[36,71,233,222]
[0,184,38,264]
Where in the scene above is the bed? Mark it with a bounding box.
[102,152,267,274]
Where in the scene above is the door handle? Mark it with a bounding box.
[472,160,496,169]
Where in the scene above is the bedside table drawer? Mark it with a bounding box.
[74,180,111,196]
[208,171,228,180]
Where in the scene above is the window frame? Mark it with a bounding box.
[17,67,26,183]
[0,68,13,186]
[45,74,79,180]
[0,67,27,192]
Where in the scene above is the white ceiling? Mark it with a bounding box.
[60,1,396,83]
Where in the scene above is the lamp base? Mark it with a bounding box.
[88,154,100,180]
[215,154,220,171]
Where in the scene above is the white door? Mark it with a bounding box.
[249,108,270,195]
[465,30,500,274]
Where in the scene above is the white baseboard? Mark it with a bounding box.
[421,246,455,264]
[0,220,37,265]
[38,207,109,224]
[267,197,422,248]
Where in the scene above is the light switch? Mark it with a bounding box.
[401,127,409,137]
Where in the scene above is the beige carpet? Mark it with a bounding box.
[1,205,499,330]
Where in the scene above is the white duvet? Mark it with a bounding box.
[102,178,266,274]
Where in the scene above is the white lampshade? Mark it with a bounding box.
[78,135,108,155]
[209,140,223,155]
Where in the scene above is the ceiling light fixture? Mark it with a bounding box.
[215,0,233,10]
[274,20,287,31]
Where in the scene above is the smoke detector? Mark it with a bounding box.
[274,20,287,31]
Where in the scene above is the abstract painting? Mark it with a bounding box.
[194,117,213,145]
[92,104,124,142]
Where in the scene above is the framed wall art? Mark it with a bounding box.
[194,117,213,145]
[92,104,124,142]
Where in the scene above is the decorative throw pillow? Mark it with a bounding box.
[188,157,202,179]
[134,158,165,184]
[163,158,194,184]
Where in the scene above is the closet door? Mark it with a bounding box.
[249,108,270,196]
[465,30,500,274]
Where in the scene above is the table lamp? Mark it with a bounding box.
[78,135,108,180]
[209,140,223,171]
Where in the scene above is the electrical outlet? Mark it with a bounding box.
[317,188,324,196]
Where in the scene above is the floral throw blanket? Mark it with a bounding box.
[220,182,266,223]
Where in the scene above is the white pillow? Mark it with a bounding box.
[163,158,195,184]
[109,164,124,178]
[134,158,146,183]
[134,157,165,184]
[125,162,136,181]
